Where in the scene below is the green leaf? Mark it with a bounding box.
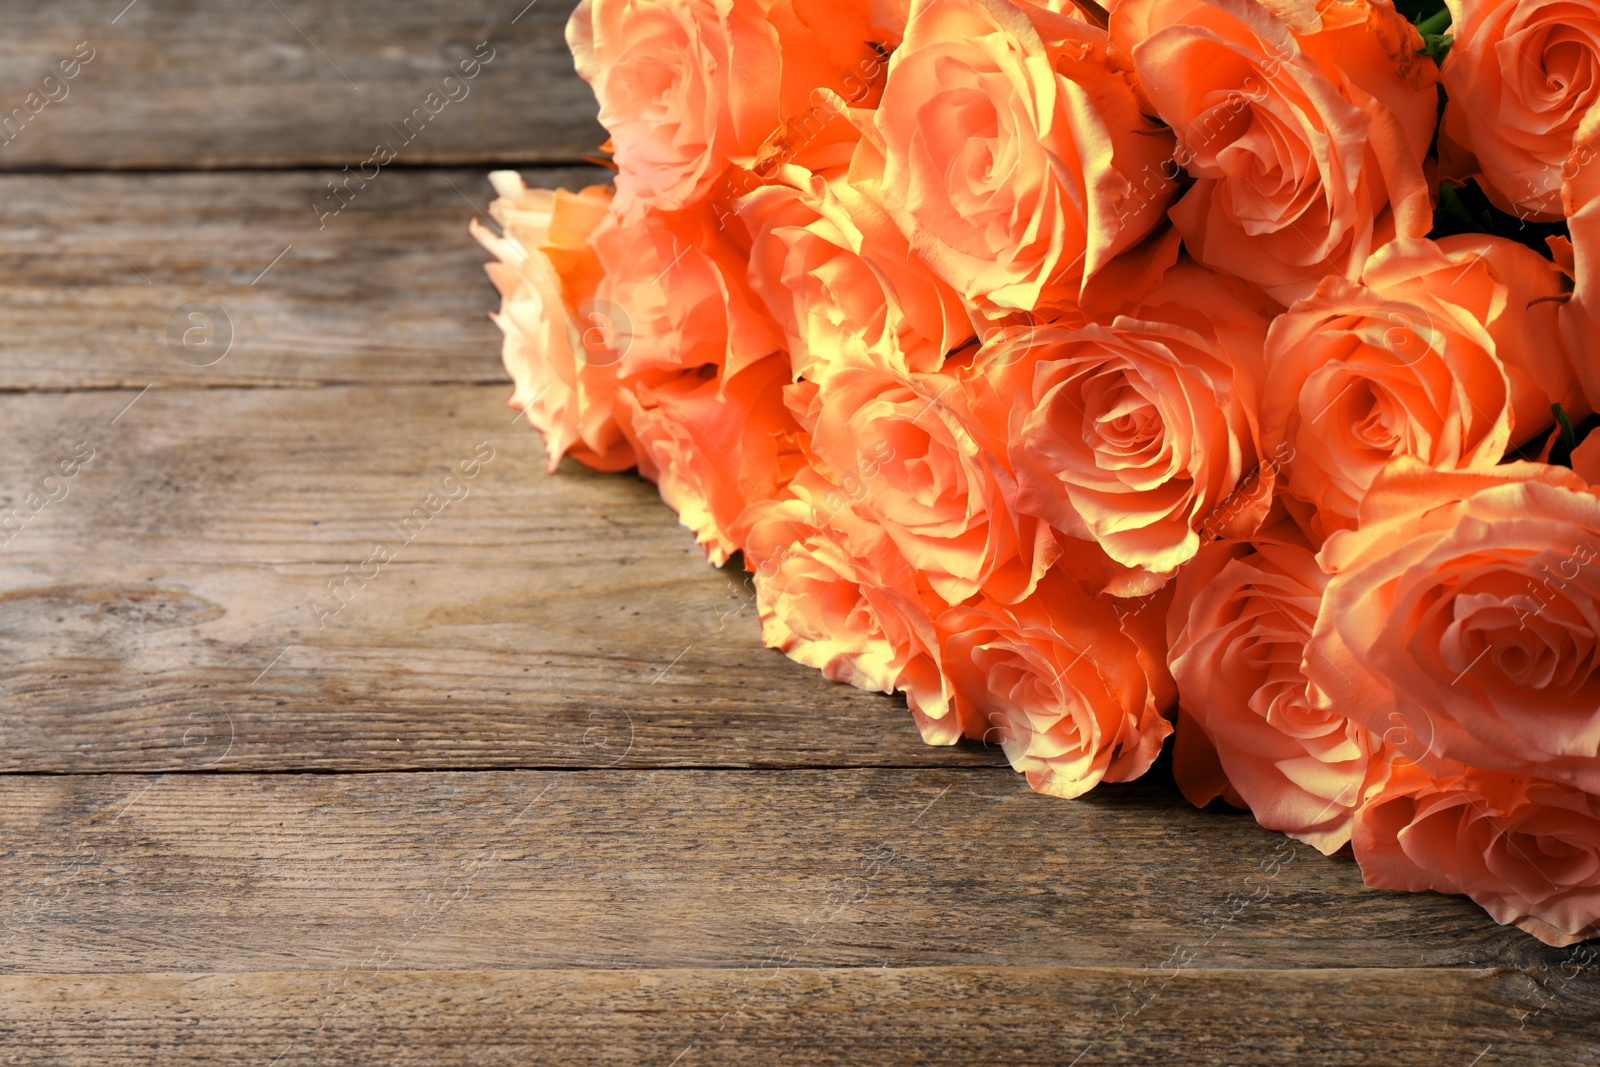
[1551,403,1578,469]
[1420,31,1452,63]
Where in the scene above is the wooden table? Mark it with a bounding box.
[1,3,1594,1063]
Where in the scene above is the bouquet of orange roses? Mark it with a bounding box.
[475,0,1600,945]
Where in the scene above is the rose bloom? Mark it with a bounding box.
[568,0,892,216]
[741,468,959,743]
[1168,522,1384,854]
[473,171,636,473]
[1441,0,1600,221]
[859,0,1180,316]
[619,353,808,564]
[789,354,1059,605]
[1249,0,1395,32]
[590,198,782,382]
[1308,459,1600,797]
[940,566,1177,799]
[1112,0,1437,301]
[1354,762,1600,946]
[1261,235,1579,537]
[1560,108,1600,412]
[970,260,1275,591]
[737,163,974,381]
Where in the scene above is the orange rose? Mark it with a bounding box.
[1112,0,1437,300]
[941,567,1176,799]
[1441,0,1600,221]
[1168,522,1383,853]
[737,163,974,380]
[619,353,808,564]
[970,260,1275,591]
[1309,459,1600,796]
[741,467,959,742]
[569,0,890,217]
[591,199,782,382]
[860,0,1180,316]
[1261,235,1578,536]
[1354,762,1600,946]
[1559,108,1600,412]
[473,172,636,473]
[789,354,1059,605]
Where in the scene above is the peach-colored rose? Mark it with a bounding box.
[1290,0,1443,90]
[972,259,1275,590]
[590,198,782,382]
[1354,762,1600,946]
[1559,107,1600,412]
[1572,428,1600,485]
[1251,0,1393,32]
[1309,459,1600,796]
[737,163,974,380]
[1113,0,1437,301]
[741,467,959,742]
[619,353,808,564]
[473,172,636,473]
[788,354,1059,605]
[568,0,890,217]
[941,567,1176,798]
[1168,522,1384,853]
[1261,235,1579,536]
[1170,705,1247,809]
[857,0,1180,316]
[1441,0,1600,221]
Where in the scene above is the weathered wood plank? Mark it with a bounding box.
[0,965,1593,1066]
[0,1,602,170]
[8,8,1570,1057]
[0,168,606,390]
[0,382,999,771]
[0,770,1575,974]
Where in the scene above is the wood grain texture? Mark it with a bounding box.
[0,382,1004,772]
[0,1,602,170]
[0,770,1576,975]
[0,167,606,391]
[4,3,1595,1059]
[1,965,1594,1066]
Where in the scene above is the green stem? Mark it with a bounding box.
[1416,8,1452,37]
